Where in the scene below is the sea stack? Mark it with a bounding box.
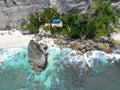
[28,40,48,72]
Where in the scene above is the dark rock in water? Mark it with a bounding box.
[28,40,48,72]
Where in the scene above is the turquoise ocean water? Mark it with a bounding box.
[0,46,120,90]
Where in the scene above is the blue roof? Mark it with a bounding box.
[52,18,60,23]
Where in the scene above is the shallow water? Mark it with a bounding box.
[0,47,120,90]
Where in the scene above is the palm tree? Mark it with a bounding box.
[21,12,41,33]
[41,8,59,29]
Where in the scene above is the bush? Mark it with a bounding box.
[41,8,59,24]
[21,12,42,34]
[88,0,118,37]
[21,8,60,34]
[61,13,89,38]
[43,25,62,34]
[51,26,62,34]
[42,26,51,31]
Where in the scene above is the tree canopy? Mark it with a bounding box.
[21,12,41,33]
[21,0,119,39]
[41,8,59,23]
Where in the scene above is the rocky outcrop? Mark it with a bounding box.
[28,40,48,72]
[95,43,111,53]
[32,29,120,55]
[54,36,120,55]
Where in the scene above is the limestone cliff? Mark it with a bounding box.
[0,0,50,29]
[0,0,119,30]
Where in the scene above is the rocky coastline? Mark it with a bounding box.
[33,31,120,55]
[1,0,120,72]
[28,29,120,72]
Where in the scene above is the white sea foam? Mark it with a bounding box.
[0,47,25,62]
[1,46,120,70]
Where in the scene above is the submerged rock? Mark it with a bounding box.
[28,40,48,72]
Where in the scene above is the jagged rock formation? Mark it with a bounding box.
[0,0,119,30]
[28,40,48,72]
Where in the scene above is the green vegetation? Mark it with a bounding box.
[43,26,62,34]
[21,8,59,34]
[60,13,91,38]
[41,8,59,24]
[89,0,118,37]
[60,0,119,38]
[21,12,42,33]
[41,8,61,34]
[51,26,62,34]
[42,26,51,31]
[21,0,119,39]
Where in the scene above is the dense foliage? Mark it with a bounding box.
[21,0,119,38]
[43,26,62,34]
[21,8,60,34]
[41,8,59,24]
[60,0,119,38]
[89,0,118,37]
[60,13,95,38]
[21,12,41,33]
[41,8,60,34]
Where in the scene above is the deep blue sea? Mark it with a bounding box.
[0,46,120,90]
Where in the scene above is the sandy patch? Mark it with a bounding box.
[111,31,120,41]
[0,30,33,48]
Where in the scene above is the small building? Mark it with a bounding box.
[52,18,60,23]
[45,18,62,27]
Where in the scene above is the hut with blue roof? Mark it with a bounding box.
[52,18,60,23]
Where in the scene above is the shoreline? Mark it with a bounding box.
[0,29,120,49]
[0,29,56,49]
